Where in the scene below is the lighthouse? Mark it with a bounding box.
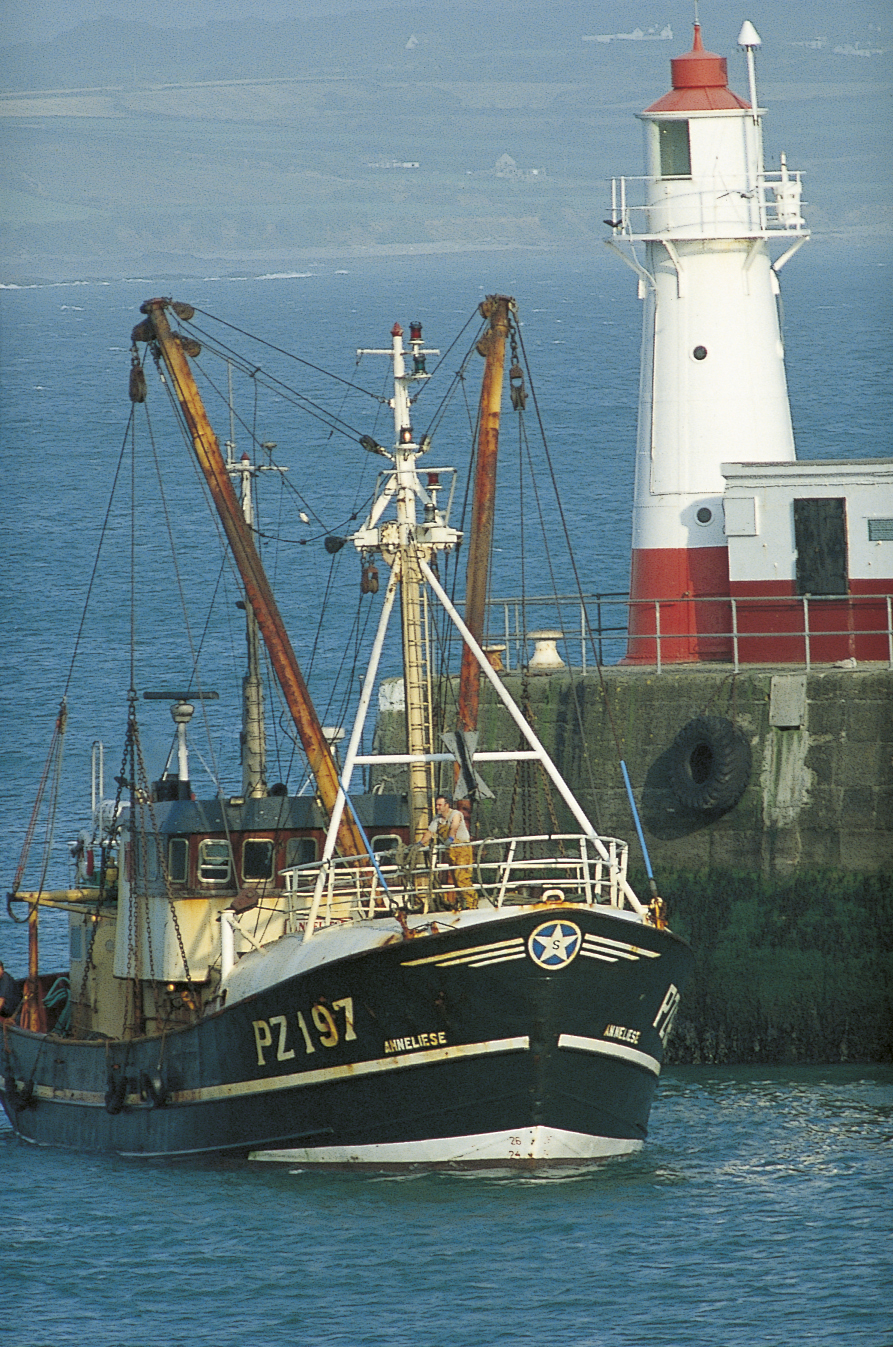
[607,23,808,662]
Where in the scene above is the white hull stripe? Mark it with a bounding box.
[558,1033,661,1077]
[17,1036,530,1109]
[249,1124,643,1169]
[401,932,661,971]
[401,936,526,968]
[581,934,661,964]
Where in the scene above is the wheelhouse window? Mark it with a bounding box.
[242,838,275,881]
[286,837,317,869]
[371,833,401,859]
[168,837,188,884]
[132,836,158,883]
[657,121,691,177]
[198,839,233,885]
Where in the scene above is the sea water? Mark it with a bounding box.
[1,246,891,1345]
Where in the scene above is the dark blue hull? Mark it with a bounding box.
[1,906,693,1167]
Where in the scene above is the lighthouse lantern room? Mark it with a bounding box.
[607,22,810,662]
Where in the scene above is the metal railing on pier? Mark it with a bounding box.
[480,591,893,674]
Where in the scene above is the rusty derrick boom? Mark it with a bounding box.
[457,294,512,740]
[135,298,366,859]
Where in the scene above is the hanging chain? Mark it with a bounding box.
[509,320,527,412]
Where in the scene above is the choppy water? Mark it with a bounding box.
[3,1067,891,1346]
[1,246,891,1345]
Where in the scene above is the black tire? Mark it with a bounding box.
[105,1070,127,1115]
[139,1069,167,1109]
[670,716,751,813]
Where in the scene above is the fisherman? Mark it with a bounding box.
[421,795,477,910]
[0,961,22,1018]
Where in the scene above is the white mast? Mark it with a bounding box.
[353,322,454,839]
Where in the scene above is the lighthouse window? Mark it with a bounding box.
[198,838,233,884]
[242,839,275,881]
[868,519,893,541]
[657,121,691,178]
[693,346,708,361]
[696,507,713,525]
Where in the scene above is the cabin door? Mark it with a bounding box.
[793,498,848,596]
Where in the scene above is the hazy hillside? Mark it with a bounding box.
[0,1,890,280]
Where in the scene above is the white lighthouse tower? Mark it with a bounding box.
[607,22,808,661]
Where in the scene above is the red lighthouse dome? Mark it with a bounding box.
[644,25,750,113]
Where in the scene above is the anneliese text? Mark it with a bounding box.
[603,1024,641,1045]
[384,1031,448,1054]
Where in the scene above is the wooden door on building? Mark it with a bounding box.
[793,498,849,595]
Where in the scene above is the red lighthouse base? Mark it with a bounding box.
[625,546,732,664]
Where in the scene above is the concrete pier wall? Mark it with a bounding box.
[476,664,892,878]
[372,664,892,1061]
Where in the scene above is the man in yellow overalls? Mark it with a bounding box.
[421,796,477,910]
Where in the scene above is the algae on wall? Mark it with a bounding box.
[656,869,893,1065]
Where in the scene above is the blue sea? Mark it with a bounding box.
[1,244,891,1345]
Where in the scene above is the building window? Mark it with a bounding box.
[198,839,233,885]
[168,837,188,884]
[242,838,275,881]
[868,519,893,542]
[657,121,691,177]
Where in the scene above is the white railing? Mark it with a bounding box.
[482,591,893,673]
[608,169,806,239]
[281,832,632,930]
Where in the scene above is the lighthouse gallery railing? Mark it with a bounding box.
[608,169,807,239]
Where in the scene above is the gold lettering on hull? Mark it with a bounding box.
[603,1024,641,1045]
[384,1031,448,1055]
[252,996,357,1066]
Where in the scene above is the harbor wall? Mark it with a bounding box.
[373,664,892,1062]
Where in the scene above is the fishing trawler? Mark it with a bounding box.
[1,295,692,1168]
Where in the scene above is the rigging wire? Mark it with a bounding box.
[9,410,136,895]
[186,305,389,403]
[512,322,628,770]
[181,318,380,444]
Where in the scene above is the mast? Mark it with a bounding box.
[134,298,365,857]
[391,324,431,840]
[223,361,268,799]
[456,295,512,741]
[353,321,457,841]
[233,451,268,799]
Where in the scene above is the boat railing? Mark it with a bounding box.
[281,832,633,931]
[483,591,893,673]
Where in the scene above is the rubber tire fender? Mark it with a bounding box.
[139,1069,167,1109]
[670,715,751,813]
[105,1070,127,1115]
